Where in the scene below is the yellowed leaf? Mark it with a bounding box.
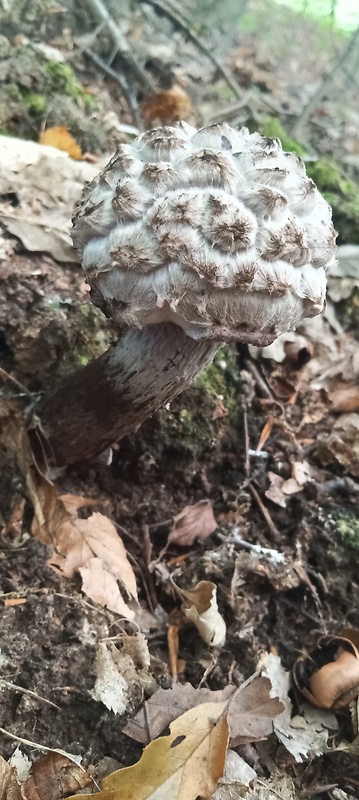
[39,126,82,160]
[67,702,229,800]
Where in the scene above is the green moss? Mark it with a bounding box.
[307,158,359,244]
[259,116,306,156]
[22,91,46,114]
[57,304,113,375]
[336,513,359,551]
[45,61,82,99]
[144,346,243,459]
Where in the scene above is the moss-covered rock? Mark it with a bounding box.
[0,41,105,152]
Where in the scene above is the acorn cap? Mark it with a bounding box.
[72,123,337,347]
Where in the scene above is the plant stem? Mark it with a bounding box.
[37,323,220,466]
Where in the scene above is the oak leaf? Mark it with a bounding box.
[67,702,229,800]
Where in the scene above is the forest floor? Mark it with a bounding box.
[1,3,359,799]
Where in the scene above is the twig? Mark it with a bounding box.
[141,0,244,100]
[291,24,359,139]
[83,48,142,129]
[242,408,281,542]
[0,679,60,711]
[81,0,155,92]
[247,482,281,542]
[0,367,36,404]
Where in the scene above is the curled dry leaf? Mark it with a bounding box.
[293,631,359,710]
[22,752,91,800]
[0,752,91,800]
[168,500,218,547]
[182,580,226,647]
[67,702,229,800]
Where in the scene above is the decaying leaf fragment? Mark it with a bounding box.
[168,500,218,547]
[263,653,337,761]
[90,635,152,715]
[182,580,226,647]
[0,755,22,800]
[67,702,229,800]
[0,752,91,800]
[293,630,359,710]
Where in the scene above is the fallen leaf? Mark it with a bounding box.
[0,756,22,800]
[39,126,82,160]
[122,682,234,744]
[228,677,284,746]
[183,580,226,647]
[90,639,152,715]
[122,677,283,747]
[142,86,192,126]
[0,134,99,262]
[22,752,91,800]
[0,406,137,617]
[68,702,229,800]
[46,511,138,618]
[265,472,287,508]
[168,500,217,547]
[212,750,257,798]
[263,653,337,761]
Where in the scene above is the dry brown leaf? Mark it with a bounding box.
[227,677,284,746]
[168,500,217,547]
[265,472,287,508]
[22,752,91,800]
[122,677,283,747]
[39,126,82,160]
[46,511,138,618]
[0,756,22,800]
[122,683,235,744]
[142,86,192,126]
[68,702,229,800]
[182,580,226,647]
[0,406,137,617]
[0,134,99,262]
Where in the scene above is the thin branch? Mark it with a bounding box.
[83,48,142,129]
[0,679,60,711]
[141,0,244,101]
[291,24,359,139]
[81,0,155,92]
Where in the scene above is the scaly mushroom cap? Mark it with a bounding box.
[72,123,337,346]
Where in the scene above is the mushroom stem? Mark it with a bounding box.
[37,323,221,466]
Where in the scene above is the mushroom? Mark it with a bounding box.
[293,633,359,710]
[38,123,337,465]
